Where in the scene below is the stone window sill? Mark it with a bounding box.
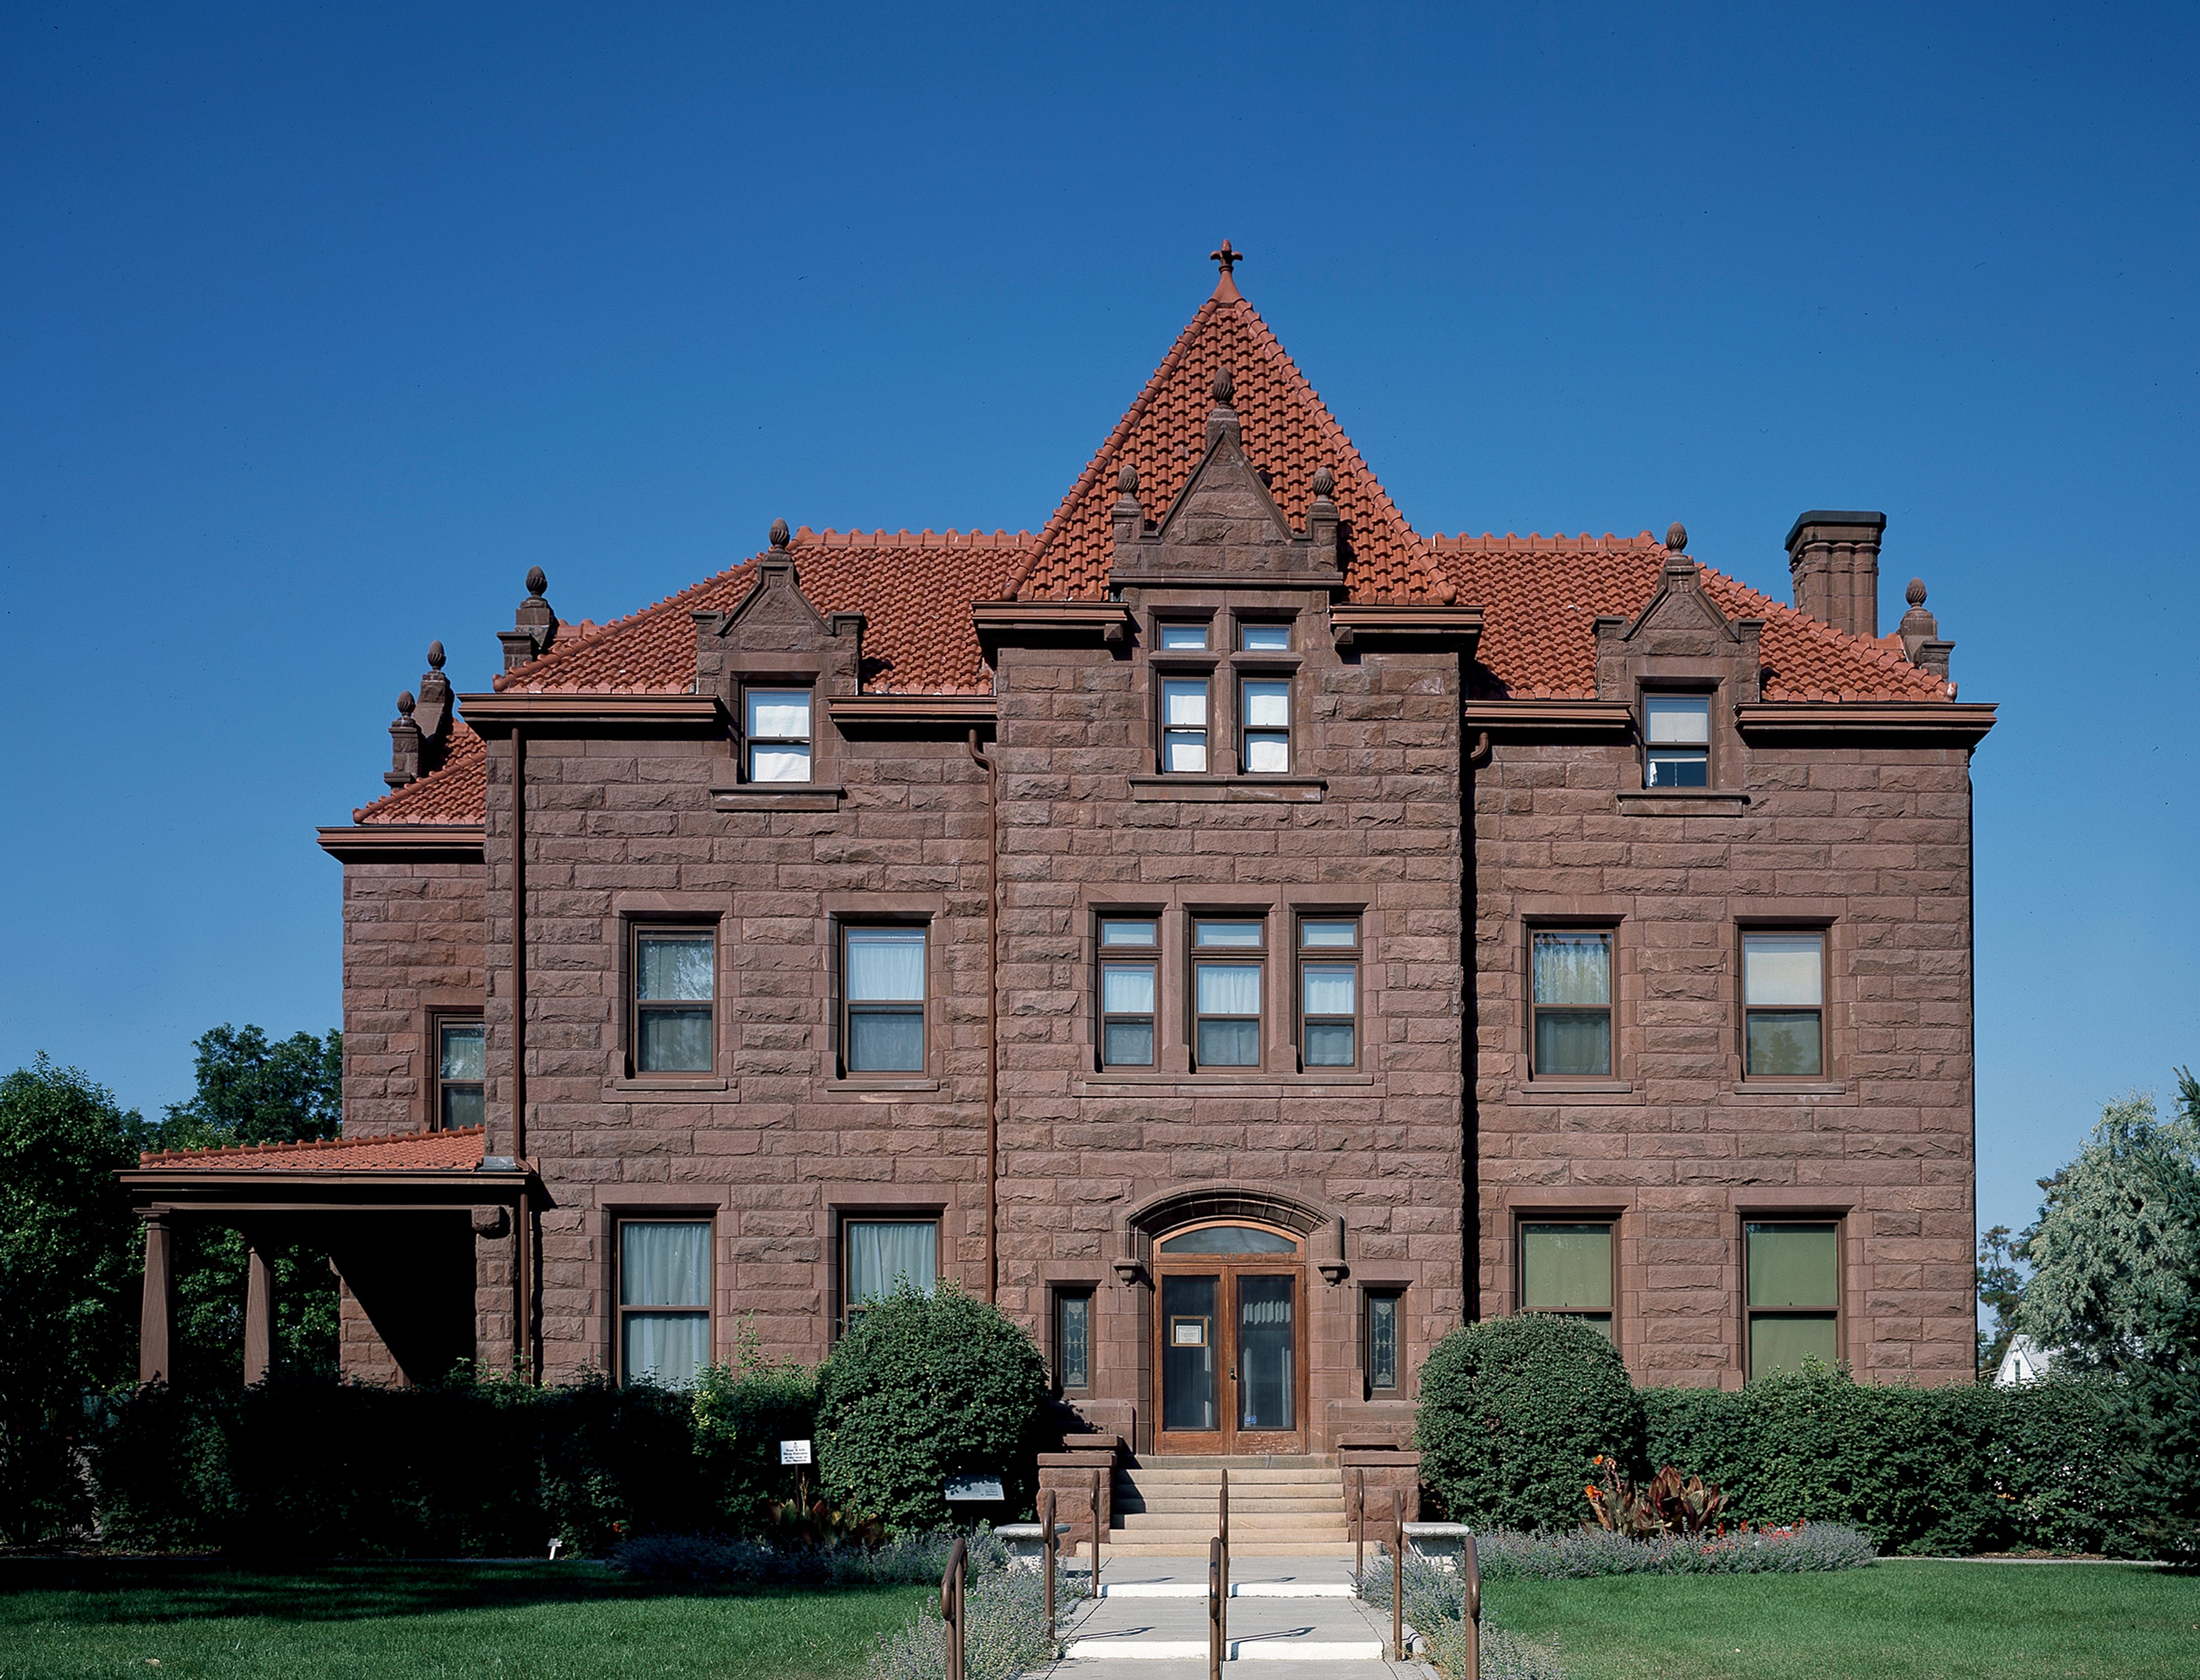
[824,1077,940,1094]
[1730,1080,1848,1096]
[711,783,846,812]
[1128,775,1326,804]
[1077,1070,1377,1091]
[608,1076,730,1096]
[1521,1080,1634,1095]
[1615,789,1750,815]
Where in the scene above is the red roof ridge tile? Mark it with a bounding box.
[136,1126,486,1168]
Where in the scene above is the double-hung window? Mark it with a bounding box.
[1192,918,1264,1068]
[434,1016,484,1129]
[843,927,927,1073]
[618,1218,711,1387]
[1519,1221,1615,1339]
[1745,1221,1840,1375]
[745,687,813,783]
[1531,930,1613,1078]
[1743,931,1826,1077]
[1099,918,1158,1068]
[632,928,715,1074]
[1240,678,1291,773]
[1162,678,1210,772]
[1298,918,1359,1068]
[843,1217,938,1327]
[1643,694,1710,787]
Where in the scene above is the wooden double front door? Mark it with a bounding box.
[1152,1222,1306,1455]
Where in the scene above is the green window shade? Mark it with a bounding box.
[1520,1223,1612,1312]
[1750,1313,1838,1376]
[1747,1223,1839,1307]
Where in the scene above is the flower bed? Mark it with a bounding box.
[1474,1521,1877,1579]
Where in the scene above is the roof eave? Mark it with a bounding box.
[318,823,487,863]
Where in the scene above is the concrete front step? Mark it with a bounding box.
[1099,1541,1363,1558]
[1120,1497,1346,1515]
[1124,1467,1341,1481]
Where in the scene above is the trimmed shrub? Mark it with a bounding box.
[815,1284,1049,1534]
[692,1355,819,1531]
[1416,1314,1644,1532]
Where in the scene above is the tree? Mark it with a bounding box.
[2017,1077,2200,1372]
[0,1056,148,1540]
[154,1025,346,1387]
[1976,1224,2027,1378]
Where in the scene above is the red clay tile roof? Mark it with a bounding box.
[1008,282,1442,605]
[353,724,487,824]
[135,1126,487,1171]
[1427,532,1950,703]
[490,528,1031,698]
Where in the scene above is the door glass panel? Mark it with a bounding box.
[1160,1275,1218,1432]
[1159,1225,1299,1255]
[1237,1275,1295,1432]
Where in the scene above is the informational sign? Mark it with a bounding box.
[944,1476,1006,1502]
[1172,1316,1206,1347]
[779,1439,813,1466]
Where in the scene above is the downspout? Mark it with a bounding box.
[966,729,998,1304]
[510,725,534,1377]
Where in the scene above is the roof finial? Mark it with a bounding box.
[1211,365,1235,407]
[1906,577,1928,608]
[1666,522,1688,553]
[426,639,445,671]
[525,565,548,598]
[1117,462,1139,496]
[1312,465,1336,501]
[397,688,416,717]
[769,518,791,551]
[1209,240,1245,301]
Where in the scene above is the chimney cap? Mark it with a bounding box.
[1784,509,1886,552]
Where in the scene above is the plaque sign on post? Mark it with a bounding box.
[779,1440,813,1466]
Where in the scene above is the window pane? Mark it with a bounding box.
[1102,964,1156,1013]
[1195,921,1263,948]
[847,1220,938,1304]
[1103,1020,1155,1066]
[1521,1224,1613,1312]
[1744,935,1824,1006]
[1159,1225,1299,1255]
[1644,695,1710,745]
[439,1022,485,1081]
[1747,1224,1839,1308]
[1302,964,1356,1016]
[1645,749,1709,788]
[746,689,811,739]
[1750,1313,1838,1377]
[1159,623,1209,650]
[1161,1274,1218,1431]
[1058,1293,1091,1390]
[1239,622,1291,651]
[1305,1022,1356,1066]
[1242,680,1291,728]
[846,928,926,1001]
[749,743,812,783]
[1368,1294,1398,1390]
[1163,679,1209,726]
[1301,921,1358,948]
[1197,1019,1261,1065]
[1746,1011,1823,1077]
[1533,933,1610,1005]
[640,1007,713,1072]
[848,1008,925,1072]
[621,1222,711,1307]
[1163,732,1208,773]
[1237,1275,1295,1431]
[623,1311,709,1388]
[1535,1010,1611,1077]
[1101,919,1157,946]
[638,935,714,1001]
[1195,961,1261,1014]
[441,1084,484,1130]
[1244,732,1290,773]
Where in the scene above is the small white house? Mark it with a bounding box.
[1994,1334,2055,1387]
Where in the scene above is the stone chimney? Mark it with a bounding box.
[1785,511,1886,640]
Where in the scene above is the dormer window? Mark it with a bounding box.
[1240,679,1291,773]
[745,688,813,783]
[1162,679,1209,771]
[1643,694,1710,788]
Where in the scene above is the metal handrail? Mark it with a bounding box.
[1039,1487,1057,1638]
[1462,1531,1483,1679]
[1207,1535,1224,1680]
[1353,1467,1365,1586]
[940,1535,968,1680]
[1091,1468,1105,1587]
[1389,1487,1405,1661]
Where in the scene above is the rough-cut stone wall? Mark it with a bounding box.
[1471,736,1976,1387]
[338,860,486,1139]
[991,585,1468,1451]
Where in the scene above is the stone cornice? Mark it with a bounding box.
[1328,604,1483,644]
[826,694,997,726]
[1735,701,1997,745]
[970,601,1133,645]
[316,824,486,863]
[457,692,727,734]
[1462,700,1635,734]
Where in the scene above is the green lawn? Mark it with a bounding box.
[0,1561,928,1680]
[1486,1561,2200,1680]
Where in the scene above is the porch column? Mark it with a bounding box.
[243,1244,275,1386]
[139,1215,175,1385]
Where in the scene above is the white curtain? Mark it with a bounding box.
[1241,681,1290,727]
[621,1221,710,1307]
[1102,964,1155,1012]
[1645,695,1709,744]
[624,1313,709,1389]
[638,936,714,1001]
[846,928,926,1002]
[1533,933,1609,1005]
[1196,962,1261,1013]
[1301,964,1355,1015]
[848,1220,937,1304]
[1745,935,1823,1006]
[1163,680,1208,726]
[749,743,812,782]
[747,690,812,739]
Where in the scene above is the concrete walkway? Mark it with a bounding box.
[1035,1556,1435,1679]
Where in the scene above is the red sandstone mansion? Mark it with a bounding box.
[129,250,1994,1453]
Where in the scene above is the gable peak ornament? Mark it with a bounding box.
[769,518,791,551]
[1210,365,1235,408]
[1209,239,1245,301]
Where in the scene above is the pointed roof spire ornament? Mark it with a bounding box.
[1209,240,1245,302]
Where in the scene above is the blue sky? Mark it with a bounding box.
[3,3,2194,1247]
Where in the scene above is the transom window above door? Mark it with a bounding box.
[1158,1223,1300,1255]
